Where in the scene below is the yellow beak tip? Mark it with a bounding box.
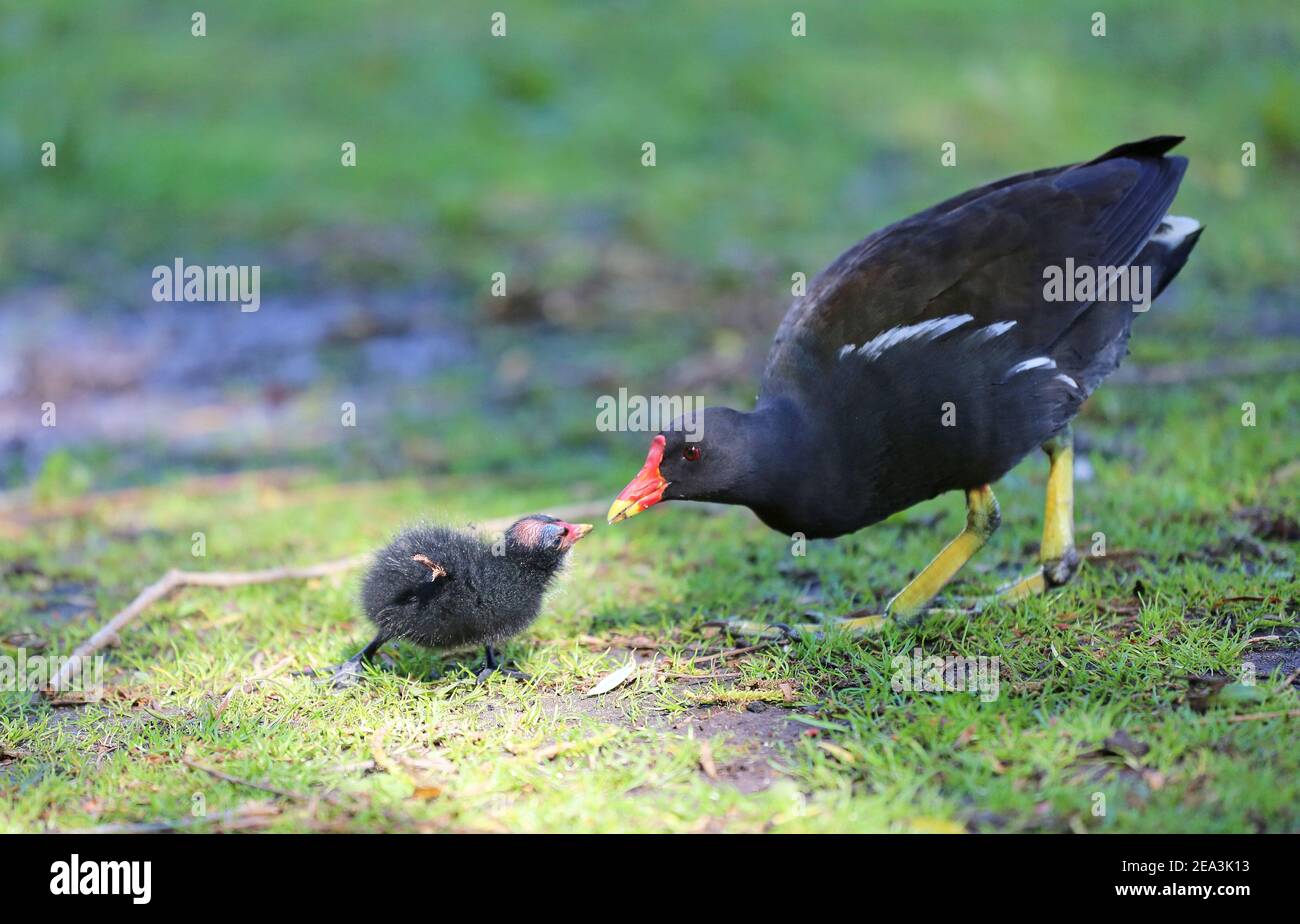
[606,500,637,525]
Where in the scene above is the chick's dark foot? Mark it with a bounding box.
[320,634,390,691]
[328,657,368,690]
[475,665,531,684]
[291,661,365,688]
[475,645,530,684]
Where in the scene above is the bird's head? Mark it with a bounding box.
[505,514,593,568]
[606,407,756,524]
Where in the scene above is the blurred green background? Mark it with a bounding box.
[2,0,1298,835]
[4,0,1297,290]
[0,0,1296,492]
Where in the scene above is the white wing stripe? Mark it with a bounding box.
[850,313,974,361]
[1008,356,1056,375]
[969,320,1017,342]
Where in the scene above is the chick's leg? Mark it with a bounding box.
[475,645,531,684]
[331,632,389,689]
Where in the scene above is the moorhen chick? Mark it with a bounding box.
[608,136,1201,633]
[331,515,592,687]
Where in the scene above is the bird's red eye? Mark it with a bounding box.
[682,445,702,462]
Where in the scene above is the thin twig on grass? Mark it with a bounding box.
[525,728,621,762]
[1084,548,1150,565]
[40,498,611,696]
[688,642,775,666]
[659,671,742,681]
[1224,709,1300,723]
[180,756,320,803]
[1110,355,1300,387]
[698,739,719,780]
[688,688,786,706]
[42,556,367,696]
[65,805,282,834]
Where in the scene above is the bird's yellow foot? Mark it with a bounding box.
[706,612,887,641]
[992,549,1082,605]
[709,486,1001,641]
[995,568,1048,603]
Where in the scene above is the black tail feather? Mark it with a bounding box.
[1087,135,1186,164]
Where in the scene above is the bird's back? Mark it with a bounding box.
[752,138,1199,535]
[763,136,1192,401]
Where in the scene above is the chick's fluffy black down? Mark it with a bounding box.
[360,523,566,650]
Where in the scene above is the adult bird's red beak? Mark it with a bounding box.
[607,435,668,524]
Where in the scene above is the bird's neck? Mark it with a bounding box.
[726,397,815,505]
[726,396,868,535]
[504,549,563,579]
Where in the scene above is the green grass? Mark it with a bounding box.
[2,353,1297,832]
[1,0,1298,833]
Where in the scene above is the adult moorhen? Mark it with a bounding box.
[607,137,1201,632]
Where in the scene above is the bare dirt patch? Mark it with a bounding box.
[488,688,805,793]
[1245,648,1300,684]
[662,702,804,793]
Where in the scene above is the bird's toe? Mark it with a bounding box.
[1042,546,1082,587]
[475,665,531,685]
[329,662,365,690]
[706,617,814,641]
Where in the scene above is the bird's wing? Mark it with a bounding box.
[761,137,1187,397]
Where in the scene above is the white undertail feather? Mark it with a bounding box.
[1151,215,1202,249]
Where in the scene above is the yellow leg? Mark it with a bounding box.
[720,431,1082,643]
[709,487,999,641]
[998,425,1080,601]
[885,485,1000,624]
[1038,426,1079,584]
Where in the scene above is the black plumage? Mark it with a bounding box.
[331,515,591,686]
[608,137,1201,621]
